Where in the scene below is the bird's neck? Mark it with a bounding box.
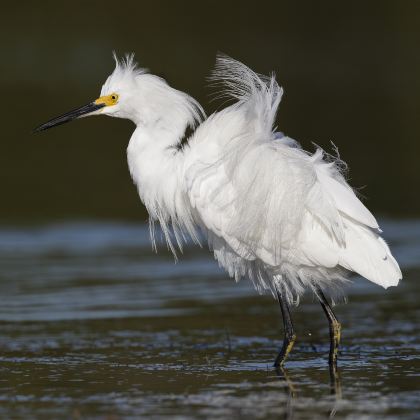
[127,124,197,253]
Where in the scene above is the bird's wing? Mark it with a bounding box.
[186,139,401,289]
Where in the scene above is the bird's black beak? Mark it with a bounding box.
[33,101,106,133]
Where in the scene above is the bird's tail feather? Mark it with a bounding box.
[339,220,401,288]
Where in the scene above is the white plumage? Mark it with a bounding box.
[120,54,401,304]
[37,53,402,305]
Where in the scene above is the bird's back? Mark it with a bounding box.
[183,55,401,302]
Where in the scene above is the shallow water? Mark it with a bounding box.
[0,220,418,419]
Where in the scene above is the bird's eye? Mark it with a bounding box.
[109,93,119,104]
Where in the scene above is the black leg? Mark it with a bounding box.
[314,286,341,366]
[273,290,297,367]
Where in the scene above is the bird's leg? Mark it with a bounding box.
[274,290,296,367]
[314,286,341,366]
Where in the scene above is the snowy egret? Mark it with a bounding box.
[35,54,402,367]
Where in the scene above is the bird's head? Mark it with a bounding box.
[34,53,203,134]
[34,54,144,132]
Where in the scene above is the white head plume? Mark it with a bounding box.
[99,53,205,131]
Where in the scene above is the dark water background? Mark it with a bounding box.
[0,220,418,418]
[1,1,419,418]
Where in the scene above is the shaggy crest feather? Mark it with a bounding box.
[101,53,146,96]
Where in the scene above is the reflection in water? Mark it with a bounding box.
[0,220,418,417]
[276,364,343,419]
[275,367,296,419]
[329,363,342,418]
[329,363,342,399]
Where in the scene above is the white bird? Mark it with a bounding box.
[35,54,402,367]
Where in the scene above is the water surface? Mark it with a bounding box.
[0,220,418,418]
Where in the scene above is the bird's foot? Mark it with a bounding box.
[273,334,297,367]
